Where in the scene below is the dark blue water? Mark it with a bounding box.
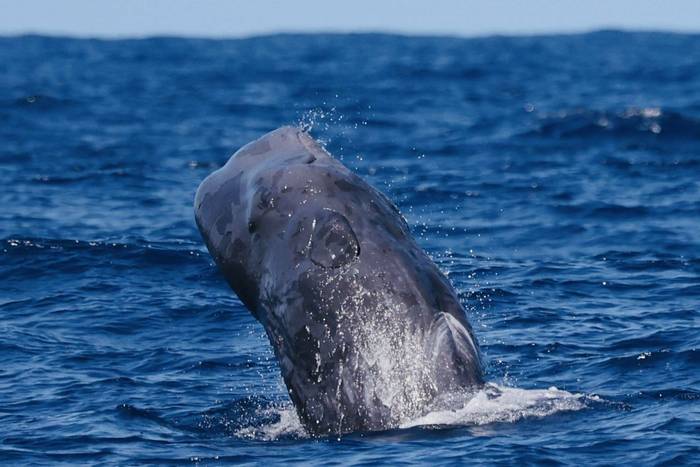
[1,31,699,465]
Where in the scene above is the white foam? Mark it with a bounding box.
[234,383,587,440]
[400,383,586,429]
[234,405,308,440]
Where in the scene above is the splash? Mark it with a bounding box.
[234,405,308,441]
[297,107,336,133]
[234,383,588,440]
[400,383,587,429]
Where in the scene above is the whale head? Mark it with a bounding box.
[195,127,483,434]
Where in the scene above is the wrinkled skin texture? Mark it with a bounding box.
[195,127,483,435]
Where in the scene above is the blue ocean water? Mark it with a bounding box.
[1,31,699,465]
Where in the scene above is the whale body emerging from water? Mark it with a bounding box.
[194,126,483,435]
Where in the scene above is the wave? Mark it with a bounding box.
[9,94,77,110]
[549,201,651,219]
[2,236,204,263]
[598,348,698,370]
[522,107,700,141]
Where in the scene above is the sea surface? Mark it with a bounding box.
[1,32,699,465]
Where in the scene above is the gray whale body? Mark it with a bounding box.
[194,126,483,435]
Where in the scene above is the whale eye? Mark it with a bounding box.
[310,211,360,268]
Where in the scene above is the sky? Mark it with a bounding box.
[1,0,699,38]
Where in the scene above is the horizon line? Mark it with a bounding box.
[2,26,700,42]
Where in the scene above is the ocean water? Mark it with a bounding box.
[1,31,699,465]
